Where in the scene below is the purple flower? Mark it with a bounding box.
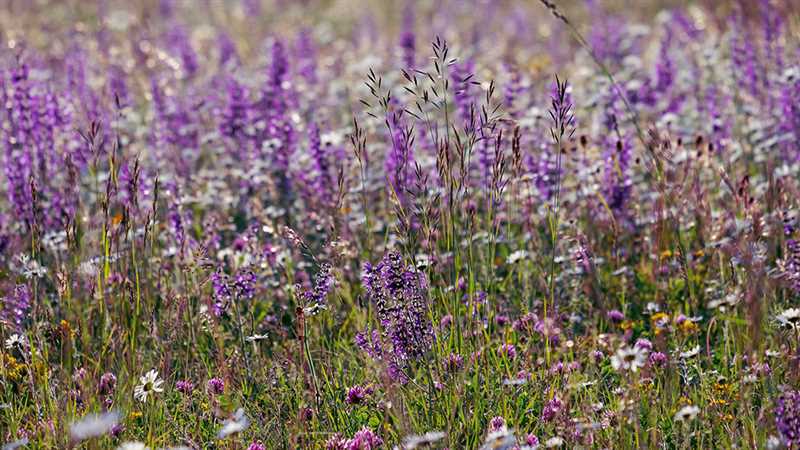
[345,385,372,405]
[211,267,257,315]
[606,309,624,323]
[360,252,433,379]
[99,372,117,395]
[541,396,563,423]
[512,312,538,336]
[495,314,510,327]
[399,4,415,68]
[779,239,800,294]
[443,353,464,372]
[207,378,225,395]
[498,343,517,360]
[649,352,667,368]
[775,389,800,446]
[326,434,347,450]
[301,263,335,308]
[489,416,506,431]
[247,442,266,450]
[348,427,383,449]
[1,284,31,331]
[110,423,125,438]
[635,338,653,351]
[440,314,453,330]
[176,380,194,395]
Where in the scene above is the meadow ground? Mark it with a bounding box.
[1,0,800,448]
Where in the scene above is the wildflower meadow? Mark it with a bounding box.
[1,0,800,448]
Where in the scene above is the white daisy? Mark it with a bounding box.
[4,334,26,350]
[302,303,327,316]
[507,250,529,265]
[134,370,164,403]
[673,405,700,422]
[610,346,648,372]
[245,333,270,343]
[776,308,800,330]
[678,345,701,359]
[69,410,120,441]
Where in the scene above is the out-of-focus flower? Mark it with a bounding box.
[674,405,700,422]
[99,372,117,395]
[606,310,624,323]
[116,442,148,450]
[218,408,250,439]
[775,389,800,446]
[401,431,445,449]
[2,438,29,450]
[776,308,800,331]
[611,346,648,372]
[69,411,120,441]
[176,380,194,395]
[678,346,701,359]
[498,343,517,359]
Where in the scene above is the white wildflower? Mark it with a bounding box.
[69,410,120,441]
[611,346,648,372]
[678,345,701,359]
[4,334,26,350]
[776,308,800,330]
[218,408,249,439]
[673,405,700,422]
[134,370,164,402]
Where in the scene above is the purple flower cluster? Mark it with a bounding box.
[345,385,373,405]
[775,389,800,446]
[300,263,335,308]
[207,378,225,395]
[325,427,383,450]
[358,252,433,380]
[211,268,257,316]
[1,284,31,331]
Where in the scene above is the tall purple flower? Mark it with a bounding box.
[3,64,36,226]
[217,32,239,68]
[730,10,760,100]
[211,267,257,316]
[219,76,250,157]
[603,136,633,217]
[385,113,414,204]
[779,239,800,294]
[295,28,318,84]
[1,284,31,331]
[399,3,415,68]
[360,252,433,380]
[165,26,199,78]
[307,123,334,206]
[300,263,335,308]
[775,389,800,446]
